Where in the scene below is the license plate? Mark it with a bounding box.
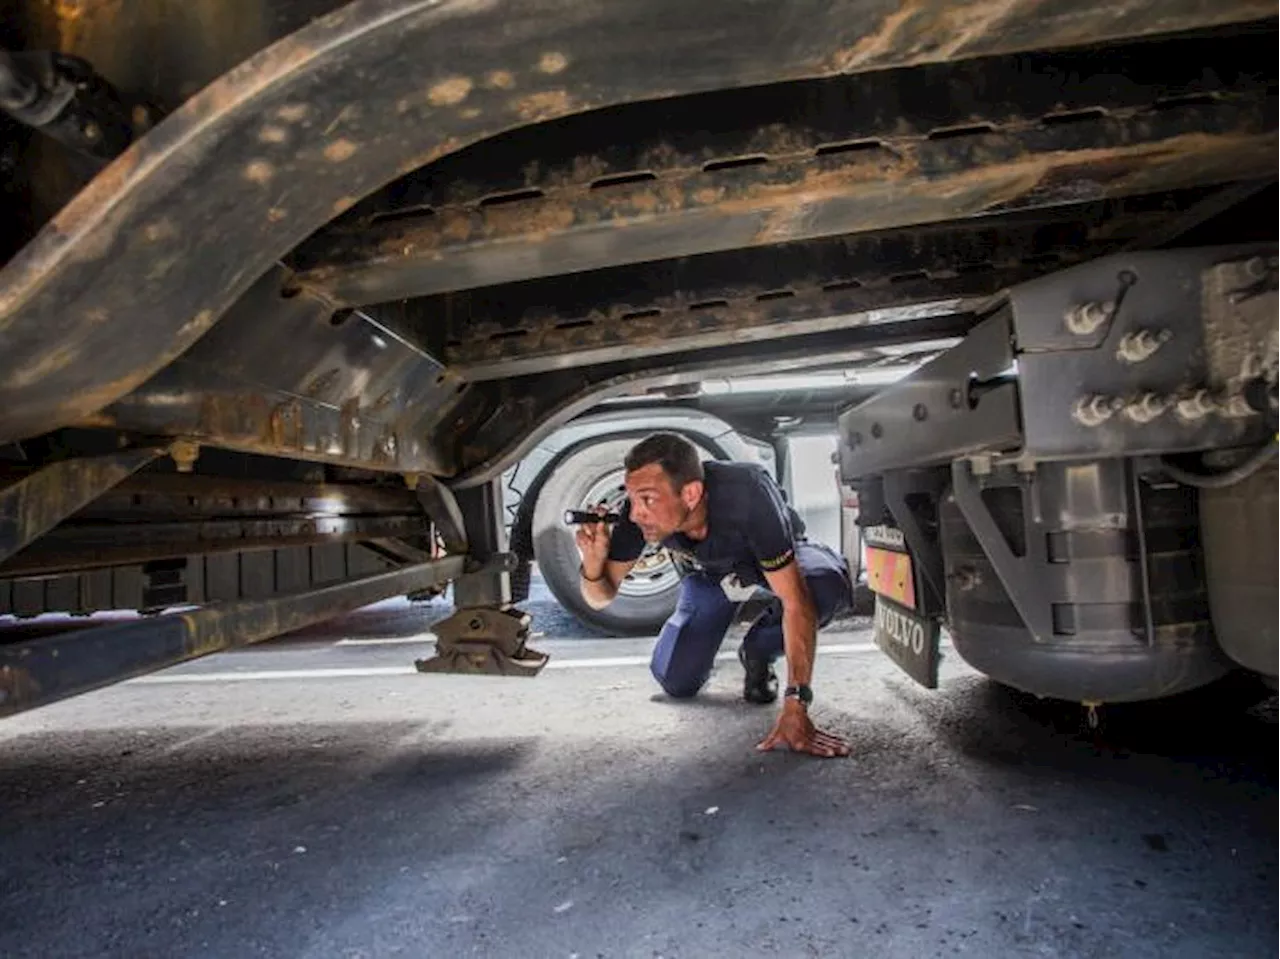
[873,595,940,689]
[864,545,917,608]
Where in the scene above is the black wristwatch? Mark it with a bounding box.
[784,684,813,706]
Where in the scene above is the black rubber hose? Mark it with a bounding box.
[1161,438,1278,490]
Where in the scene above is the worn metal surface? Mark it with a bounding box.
[0,0,1272,444]
[1200,256,1279,396]
[310,25,1280,228]
[416,606,547,676]
[0,541,405,618]
[837,313,1022,479]
[424,197,1190,380]
[85,267,463,476]
[942,458,1227,701]
[0,448,160,567]
[94,193,1210,479]
[414,475,467,553]
[0,470,432,576]
[1011,246,1275,459]
[0,514,431,578]
[69,471,427,518]
[948,457,1054,643]
[297,71,1277,304]
[451,480,519,606]
[0,555,464,717]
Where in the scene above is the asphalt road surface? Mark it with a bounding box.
[0,584,1275,959]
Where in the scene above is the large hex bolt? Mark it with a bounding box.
[1064,301,1116,336]
[1116,328,1172,364]
[1072,394,1124,427]
[1174,389,1217,423]
[1123,393,1171,424]
[169,439,200,473]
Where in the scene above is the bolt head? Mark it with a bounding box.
[1065,301,1114,336]
[1072,394,1121,427]
[1122,393,1170,424]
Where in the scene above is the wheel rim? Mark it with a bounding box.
[580,469,680,600]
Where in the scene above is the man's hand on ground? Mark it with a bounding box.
[757,701,850,758]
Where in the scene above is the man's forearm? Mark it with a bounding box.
[781,601,819,688]
[580,562,618,610]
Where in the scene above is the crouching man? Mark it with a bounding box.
[575,432,853,758]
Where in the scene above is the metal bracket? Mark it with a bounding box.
[838,311,1021,479]
[1128,464,1156,647]
[1011,246,1275,459]
[0,556,465,717]
[452,553,521,609]
[949,458,1053,642]
[881,470,948,615]
[0,448,161,568]
[415,607,548,678]
[0,50,133,159]
[415,475,468,554]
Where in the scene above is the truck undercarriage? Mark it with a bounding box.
[0,0,1275,715]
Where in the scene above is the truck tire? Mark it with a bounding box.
[532,438,689,635]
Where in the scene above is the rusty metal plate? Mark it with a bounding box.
[0,0,1271,444]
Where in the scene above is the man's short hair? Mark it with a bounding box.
[625,432,705,489]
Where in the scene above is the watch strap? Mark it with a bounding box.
[784,684,813,705]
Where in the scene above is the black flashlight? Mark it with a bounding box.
[564,509,623,525]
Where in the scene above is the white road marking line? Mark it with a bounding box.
[127,641,882,685]
[158,724,230,754]
[132,666,414,684]
[335,636,435,646]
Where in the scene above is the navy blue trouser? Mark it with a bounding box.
[649,542,853,698]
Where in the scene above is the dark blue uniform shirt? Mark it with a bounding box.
[607,461,805,587]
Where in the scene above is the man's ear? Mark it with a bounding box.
[680,479,704,511]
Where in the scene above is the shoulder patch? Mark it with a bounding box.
[758,547,796,572]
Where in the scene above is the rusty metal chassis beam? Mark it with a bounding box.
[0,468,445,577]
[90,189,1225,481]
[83,266,466,477]
[0,0,1270,444]
[292,29,1278,304]
[0,448,162,567]
[0,514,433,578]
[418,194,1213,379]
[0,555,465,717]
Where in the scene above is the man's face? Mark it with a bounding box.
[623,463,703,543]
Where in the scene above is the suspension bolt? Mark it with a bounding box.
[1116,328,1172,364]
[1064,301,1115,336]
[1072,394,1123,427]
[1174,389,1217,423]
[1123,393,1171,424]
[169,440,200,473]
